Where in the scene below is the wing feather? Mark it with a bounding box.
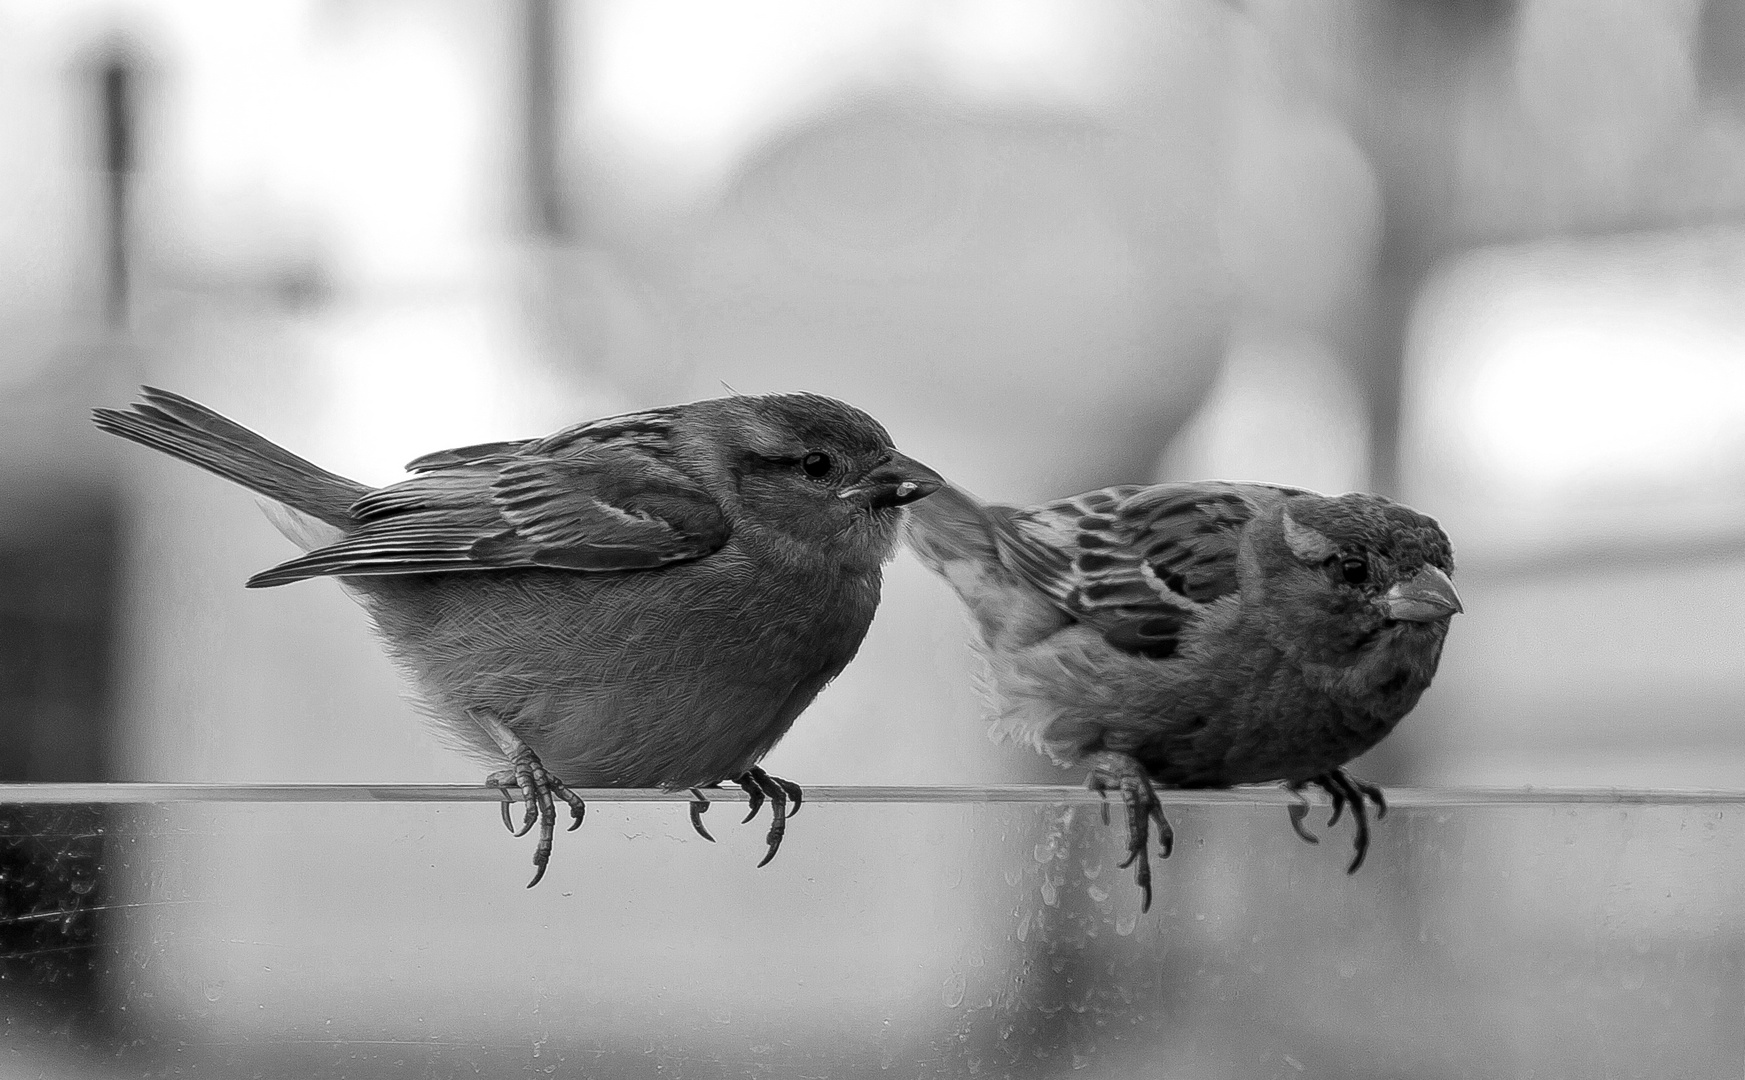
[246,406,729,587]
[991,482,1301,659]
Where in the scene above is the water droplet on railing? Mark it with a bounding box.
[941,970,966,1008]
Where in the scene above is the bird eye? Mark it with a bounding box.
[801,451,832,477]
[1339,556,1369,585]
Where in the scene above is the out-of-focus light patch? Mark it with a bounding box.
[577,0,1124,217]
[1465,311,1745,491]
[138,0,324,260]
[128,0,500,287]
[306,6,496,286]
[307,300,615,486]
[579,0,923,213]
[923,0,1123,109]
[1155,322,1369,494]
[1405,232,1745,555]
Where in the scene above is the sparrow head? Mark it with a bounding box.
[1251,491,1460,707]
[696,393,943,566]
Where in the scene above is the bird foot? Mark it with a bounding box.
[733,766,804,868]
[1084,751,1173,913]
[1285,769,1387,874]
[474,712,585,888]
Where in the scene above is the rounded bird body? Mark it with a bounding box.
[908,479,1460,908]
[94,387,941,884]
[361,554,880,790]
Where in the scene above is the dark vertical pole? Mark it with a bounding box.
[1355,219,1429,501]
[522,0,571,240]
[0,39,143,1040]
[1352,0,1513,499]
[98,47,137,327]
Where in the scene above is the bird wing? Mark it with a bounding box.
[402,439,536,470]
[246,408,730,587]
[992,482,1299,659]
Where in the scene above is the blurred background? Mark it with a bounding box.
[2,0,1744,1076]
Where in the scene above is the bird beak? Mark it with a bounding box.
[1383,565,1463,622]
[840,451,944,509]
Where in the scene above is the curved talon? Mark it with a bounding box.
[1345,832,1368,873]
[496,791,516,833]
[1325,784,1348,829]
[689,788,716,843]
[775,776,803,819]
[513,768,540,838]
[734,766,797,867]
[1359,779,1387,820]
[527,851,550,889]
[1287,785,1319,845]
[1152,801,1174,859]
[1291,781,1312,847]
[739,781,766,825]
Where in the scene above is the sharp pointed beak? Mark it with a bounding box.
[1384,565,1463,623]
[840,451,944,509]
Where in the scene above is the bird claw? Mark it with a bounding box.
[1287,786,1319,845]
[486,750,586,888]
[1286,769,1386,874]
[1325,784,1347,828]
[733,766,803,867]
[1153,800,1175,860]
[777,775,803,819]
[688,787,716,843]
[1085,752,1172,914]
[1358,777,1388,821]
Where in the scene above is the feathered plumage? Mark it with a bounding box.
[908,480,1461,909]
[96,387,941,885]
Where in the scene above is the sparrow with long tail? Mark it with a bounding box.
[96,387,941,885]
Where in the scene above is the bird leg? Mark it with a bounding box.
[472,710,585,888]
[1285,769,1387,874]
[733,766,803,868]
[1084,750,1173,914]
